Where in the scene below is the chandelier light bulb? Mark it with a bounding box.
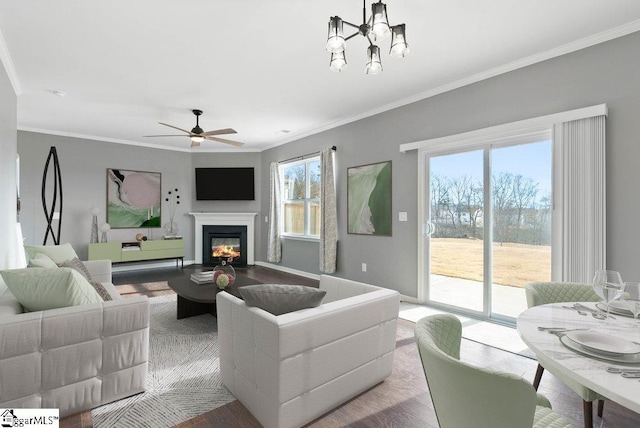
[366,45,383,75]
[326,16,346,53]
[371,2,391,41]
[390,24,409,58]
[329,51,348,72]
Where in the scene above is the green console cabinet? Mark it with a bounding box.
[89,239,184,267]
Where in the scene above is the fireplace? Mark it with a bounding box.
[203,225,247,266]
[189,212,257,265]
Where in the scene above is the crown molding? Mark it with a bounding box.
[18,126,261,153]
[0,27,22,95]
[269,20,640,150]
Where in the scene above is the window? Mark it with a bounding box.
[281,157,321,238]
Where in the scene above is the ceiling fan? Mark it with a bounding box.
[145,109,243,148]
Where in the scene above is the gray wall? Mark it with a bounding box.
[18,133,192,260]
[17,133,263,262]
[0,61,17,269]
[259,31,640,297]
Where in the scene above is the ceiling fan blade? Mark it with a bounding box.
[201,128,237,136]
[144,134,188,137]
[190,140,201,148]
[158,122,192,134]
[204,136,244,147]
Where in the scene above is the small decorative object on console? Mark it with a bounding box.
[163,188,181,238]
[99,223,110,243]
[213,260,235,290]
[90,207,100,244]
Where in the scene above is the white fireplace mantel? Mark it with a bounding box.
[189,212,257,265]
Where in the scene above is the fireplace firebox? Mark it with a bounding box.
[202,225,247,266]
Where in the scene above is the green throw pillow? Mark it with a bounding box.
[239,284,326,315]
[57,257,113,301]
[28,252,58,268]
[1,267,103,312]
[24,243,79,264]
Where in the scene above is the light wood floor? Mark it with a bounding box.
[61,265,640,427]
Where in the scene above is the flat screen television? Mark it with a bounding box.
[195,167,255,200]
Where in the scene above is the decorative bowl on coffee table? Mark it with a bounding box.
[213,260,235,290]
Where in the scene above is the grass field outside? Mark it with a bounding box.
[431,238,551,288]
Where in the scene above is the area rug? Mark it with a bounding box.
[91,294,235,427]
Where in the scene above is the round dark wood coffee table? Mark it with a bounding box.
[168,272,259,319]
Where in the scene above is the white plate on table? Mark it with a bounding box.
[596,302,634,317]
[560,335,640,364]
[564,331,640,356]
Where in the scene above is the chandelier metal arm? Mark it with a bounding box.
[342,20,361,41]
[366,35,375,46]
[343,20,360,30]
[345,31,361,42]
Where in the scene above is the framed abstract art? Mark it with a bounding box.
[347,160,392,236]
[106,168,161,228]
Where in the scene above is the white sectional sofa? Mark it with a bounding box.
[0,259,149,418]
[216,274,400,428]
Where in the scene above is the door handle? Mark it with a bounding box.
[425,222,435,236]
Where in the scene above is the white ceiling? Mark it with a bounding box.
[1,1,640,153]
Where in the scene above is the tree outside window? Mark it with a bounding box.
[281,157,321,237]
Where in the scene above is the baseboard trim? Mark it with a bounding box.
[254,261,320,280]
[400,294,419,304]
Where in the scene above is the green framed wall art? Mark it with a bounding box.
[347,160,392,236]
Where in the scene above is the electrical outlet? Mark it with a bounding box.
[264,216,268,223]
[362,263,367,272]
[399,212,408,221]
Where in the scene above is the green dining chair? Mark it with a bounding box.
[415,314,573,428]
[525,281,604,428]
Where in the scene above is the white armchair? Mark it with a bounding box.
[216,274,400,428]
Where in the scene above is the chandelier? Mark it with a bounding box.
[325,0,409,74]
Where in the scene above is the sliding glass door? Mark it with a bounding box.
[428,150,485,312]
[424,140,552,321]
[490,142,552,318]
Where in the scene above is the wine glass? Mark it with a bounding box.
[622,281,640,326]
[592,270,625,320]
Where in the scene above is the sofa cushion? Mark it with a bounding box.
[28,252,58,268]
[239,284,326,315]
[58,257,92,280]
[58,258,113,301]
[24,243,79,265]
[0,289,22,316]
[0,267,103,312]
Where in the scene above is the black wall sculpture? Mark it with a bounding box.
[42,146,63,245]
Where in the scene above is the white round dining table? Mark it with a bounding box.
[517,302,640,414]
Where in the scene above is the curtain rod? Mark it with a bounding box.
[279,146,336,165]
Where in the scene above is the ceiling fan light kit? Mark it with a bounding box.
[189,109,205,145]
[144,109,243,148]
[326,0,408,74]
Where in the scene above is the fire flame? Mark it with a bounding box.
[212,245,240,259]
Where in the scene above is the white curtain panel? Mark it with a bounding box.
[320,148,337,273]
[267,162,282,263]
[558,115,606,282]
